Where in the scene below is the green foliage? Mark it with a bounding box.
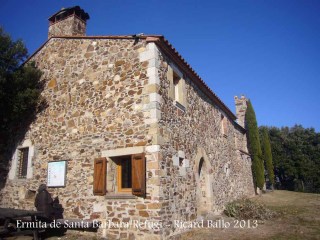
[245,100,265,190]
[0,27,43,153]
[224,198,276,220]
[0,27,27,74]
[263,125,320,193]
[260,127,275,186]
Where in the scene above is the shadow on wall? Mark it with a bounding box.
[0,68,47,190]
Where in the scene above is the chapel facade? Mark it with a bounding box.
[0,6,254,239]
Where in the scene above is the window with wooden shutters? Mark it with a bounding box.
[18,148,29,179]
[93,157,107,196]
[131,154,146,197]
[108,153,146,197]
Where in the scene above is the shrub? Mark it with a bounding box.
[224,198,276,220]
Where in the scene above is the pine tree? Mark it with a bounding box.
[0,27,44,187]
[245,100,265,191]
[0,27,43,139]
[260,127,275,189]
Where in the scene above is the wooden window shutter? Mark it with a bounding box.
[131,154,146,197]
[93,157,107,196]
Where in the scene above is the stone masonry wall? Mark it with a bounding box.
[0,36,254,239]
[0,38,163,239]
[48,15,86,38]
[155,47,255,238]
[234,95,248,128]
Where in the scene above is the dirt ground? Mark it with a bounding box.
[3,190,320,239]
[181,190,320,240]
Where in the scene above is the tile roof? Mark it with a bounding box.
[48,6,90,22]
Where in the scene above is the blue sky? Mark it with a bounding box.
[1,0,319,131]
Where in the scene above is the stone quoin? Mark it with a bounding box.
[0,6,255,240]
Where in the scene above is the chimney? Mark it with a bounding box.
[48,6,90,38]
[234,95,248,128]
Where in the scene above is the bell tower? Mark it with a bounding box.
[48,6,90,38]
[234,95,248,128]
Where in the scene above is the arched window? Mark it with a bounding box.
[198,157,204,176]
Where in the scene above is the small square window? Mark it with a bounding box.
[168,65,187,111]
[179,157,184,167]
[18,148,29,179]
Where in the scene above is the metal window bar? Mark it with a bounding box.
[18,148,29,179]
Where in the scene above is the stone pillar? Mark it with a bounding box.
[234,95,248,128]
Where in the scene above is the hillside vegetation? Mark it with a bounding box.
[264,125,320,193]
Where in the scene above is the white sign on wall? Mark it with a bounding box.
[47,160,67,187]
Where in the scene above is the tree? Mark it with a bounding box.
[245,100,264,192]
[266,125,320,193]
[260,127,275,189]
[0,27,44,188]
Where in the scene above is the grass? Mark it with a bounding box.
[181,190,320,240]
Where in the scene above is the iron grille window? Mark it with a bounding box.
[18,148,29,179]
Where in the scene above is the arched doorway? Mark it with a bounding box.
[197,157,209,214]
[194,148,213,217]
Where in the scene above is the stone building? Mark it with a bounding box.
[0,6,254,239]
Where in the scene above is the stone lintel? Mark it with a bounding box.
[101,146,144,157]
[170,62,183,78]
[178,150,185,159]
